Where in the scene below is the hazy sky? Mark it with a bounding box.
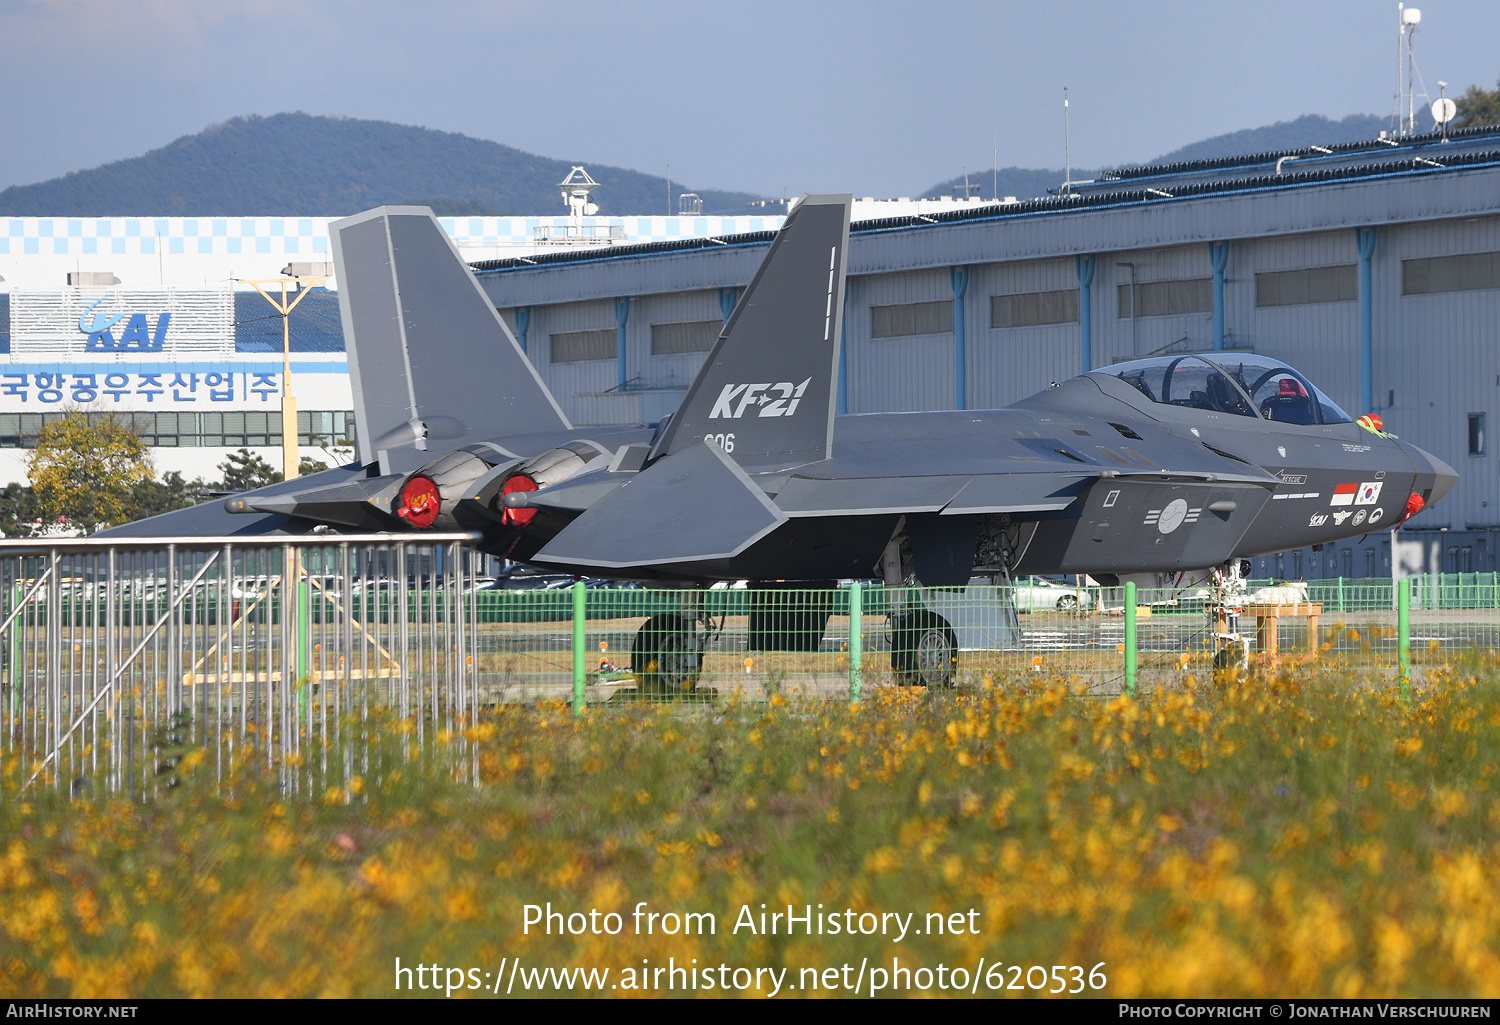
[2,0,1498,198]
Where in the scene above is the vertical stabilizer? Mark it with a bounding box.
[654,194,852,472]
[330,206,571,474]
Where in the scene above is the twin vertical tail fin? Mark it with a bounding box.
[329,206,571,475]
[653,193,852,472]
[531,194,852,570]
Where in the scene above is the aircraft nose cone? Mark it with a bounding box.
[1403,441,1460,506]
[1427,452,1460,505]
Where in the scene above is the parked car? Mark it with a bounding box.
[1012,575,1093,613]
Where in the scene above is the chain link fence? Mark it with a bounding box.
[2,531,1494,799]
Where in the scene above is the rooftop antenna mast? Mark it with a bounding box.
[1394,5,1429,137]
[1063,85,1072,195]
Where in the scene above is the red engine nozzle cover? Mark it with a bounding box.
[396,475,440,528]
[501,474,539,527]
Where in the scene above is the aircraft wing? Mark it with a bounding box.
[773,473,1092,516]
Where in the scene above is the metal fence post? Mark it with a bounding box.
[848,581,863,703]
[6,581,16,719]
[297,575,312,726]
[1337,576,1345,614]
[572,581,586,715]
[1124,581,1137,696]
[1398,576,1411,700]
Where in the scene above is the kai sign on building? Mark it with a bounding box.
[9,289,234,359]
[78,297,170,351]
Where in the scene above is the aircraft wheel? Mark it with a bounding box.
[1055,594,1080,612]
[631,614,703,693]
[1213,640,1245,672]
[890,612,957,688]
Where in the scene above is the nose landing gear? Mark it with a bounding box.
[1209,559,1252,671]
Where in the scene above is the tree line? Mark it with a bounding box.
[3,409,335,537]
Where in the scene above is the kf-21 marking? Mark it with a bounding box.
[709,379,812,419]
[108,195,1458,686]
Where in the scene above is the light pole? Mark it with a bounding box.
[242,275,325,480]
[241,275,324,700]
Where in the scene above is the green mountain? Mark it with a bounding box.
[0,112,765,216]
[924,113,1427,201]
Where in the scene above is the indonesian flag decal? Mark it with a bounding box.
[1330,482,1358,507]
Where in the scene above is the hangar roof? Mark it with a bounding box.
[472,124,1500,309]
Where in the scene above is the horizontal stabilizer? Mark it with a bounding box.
[533,441,787,569]
[98,464,375,539]
[229,473,404,530]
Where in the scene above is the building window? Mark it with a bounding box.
[1292,551,1303,578]
[1469,413,1486,456]
[1117,278,1212,318]
[1402,252,1500,295]
[871,300,954,338]
[989,289,1079,328]
[1365,549,1376,578]
[1255,265,1357,307]
[650,320,720,355]
[0,410,356,450]
[1341,549,1353,577]
[550,328,615,363]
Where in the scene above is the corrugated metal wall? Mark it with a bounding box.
[970,257,1081,409]
[527,298,616,426]
[847,269,954,412]
[1381,216,1500,530]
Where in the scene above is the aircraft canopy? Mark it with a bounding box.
[1096,355,1353,426]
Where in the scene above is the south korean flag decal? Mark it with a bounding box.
[1355,481,1384,505]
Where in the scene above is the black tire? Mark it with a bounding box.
[1213,641,1245,672]
[889,612,958,688]
[630,614,703,693]
[1055,594,1080,612]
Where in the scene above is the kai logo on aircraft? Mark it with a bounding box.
[77,297,170,352]
[709,378,812,419]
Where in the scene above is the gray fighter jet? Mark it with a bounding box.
[108,195,1458,684]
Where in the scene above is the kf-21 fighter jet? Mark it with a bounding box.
[109,195,1458,685]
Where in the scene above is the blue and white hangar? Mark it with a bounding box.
[471,127,1500,580]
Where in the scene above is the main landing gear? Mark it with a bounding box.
[629,589,718,694]
[889,610,958,688]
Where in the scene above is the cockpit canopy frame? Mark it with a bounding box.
[1095,354,1353,426]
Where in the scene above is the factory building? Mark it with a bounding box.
[472,127,1500,578]
[0,203,800,482]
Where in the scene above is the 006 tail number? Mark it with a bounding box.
[705,433,735,452]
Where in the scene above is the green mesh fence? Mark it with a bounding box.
[7,540,1500,801]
